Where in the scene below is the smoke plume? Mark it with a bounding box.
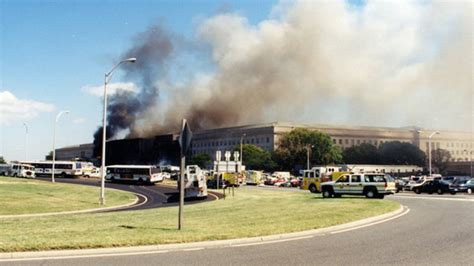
[99,0,472,141]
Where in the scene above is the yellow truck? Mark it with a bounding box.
[245,170,263,185]
[300,166,344,193]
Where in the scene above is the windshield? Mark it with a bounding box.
[453,179,468,185]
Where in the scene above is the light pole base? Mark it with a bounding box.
[99,197,105,205]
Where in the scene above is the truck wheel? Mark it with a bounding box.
[414,188,421,194]
[437,188,444,195]
[309,184,318,193]
[365,188,376,198]
[322,189,332,198]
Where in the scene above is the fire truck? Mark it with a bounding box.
[300,166,343,193]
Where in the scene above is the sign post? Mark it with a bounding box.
[178,119,192,230]
[216,150,221,189]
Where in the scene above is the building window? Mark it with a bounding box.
[267,137,270,143]
[345,139,349,144]
[333,139,336,144]
[357,140,360,144]
[351,139,355,145]
[339,139,342,145]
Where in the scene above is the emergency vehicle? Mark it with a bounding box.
[300,166,342,193]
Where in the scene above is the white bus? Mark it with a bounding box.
[21,161,85,178]
[105,165,166,184]
[341,164,423,176]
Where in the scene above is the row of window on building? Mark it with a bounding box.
[331,138,406,147]
[191,137,271,149]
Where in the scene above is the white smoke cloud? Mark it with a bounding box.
[81,82,138,97]
[0,91,55,125]
[118,0,473,138]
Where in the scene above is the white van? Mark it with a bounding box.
[10,163,36,178]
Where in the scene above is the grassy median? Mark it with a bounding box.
[0,186,399,252]
[0,176,136,215]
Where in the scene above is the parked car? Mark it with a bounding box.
[450,178,471,193]
[404,177,425,191]
[412,179,456,195]
[465,179,474,193]
[395,178,407,193]
[290,177,301,187]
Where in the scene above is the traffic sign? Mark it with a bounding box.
[178,119,193,155]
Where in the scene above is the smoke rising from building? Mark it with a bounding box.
[98,0,472,143]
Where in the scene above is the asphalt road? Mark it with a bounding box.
[4,193,473,265]
[35,177,219,211]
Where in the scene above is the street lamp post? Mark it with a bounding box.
[306,145,314,170]
[463,149,472,178]
[240,133,246,166]
[417,130,440,176]
[100,57,136,205]
[419,131,440,177]
[52,110,70,183]
[22,122,28,161]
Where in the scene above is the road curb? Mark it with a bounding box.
[0,188,143,220]
[0,204,407,261]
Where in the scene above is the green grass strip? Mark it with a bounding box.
[0,176,136,215]
[0,186,399,252]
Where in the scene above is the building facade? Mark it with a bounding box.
[191,122,473,162]
[54,143,94,161]
[54,122,473,166]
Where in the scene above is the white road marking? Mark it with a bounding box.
[232,235,314,247]
[0,250,170,262]
[181,248,204,252]
[330,207,410,235]
[391,195,474,202]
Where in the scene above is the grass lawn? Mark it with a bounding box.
[0,176,136,215]
[0,186,399,252]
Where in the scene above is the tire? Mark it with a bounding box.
[414,188,421,194]
[450,191,456,195]
[309,184,318,194]
[60,172,67,178]
[322,189,332,198]
[365,188,376,198]
[437,188,444,195]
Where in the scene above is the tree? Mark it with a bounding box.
[0,156,6,164]
[342,143,380,164]
[431,148,451,175]
[378,141,426,166]
[187,153,212,169]
[273,128,342,172]
[233,144,276,171]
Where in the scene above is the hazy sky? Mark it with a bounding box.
[1,0,472,161]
